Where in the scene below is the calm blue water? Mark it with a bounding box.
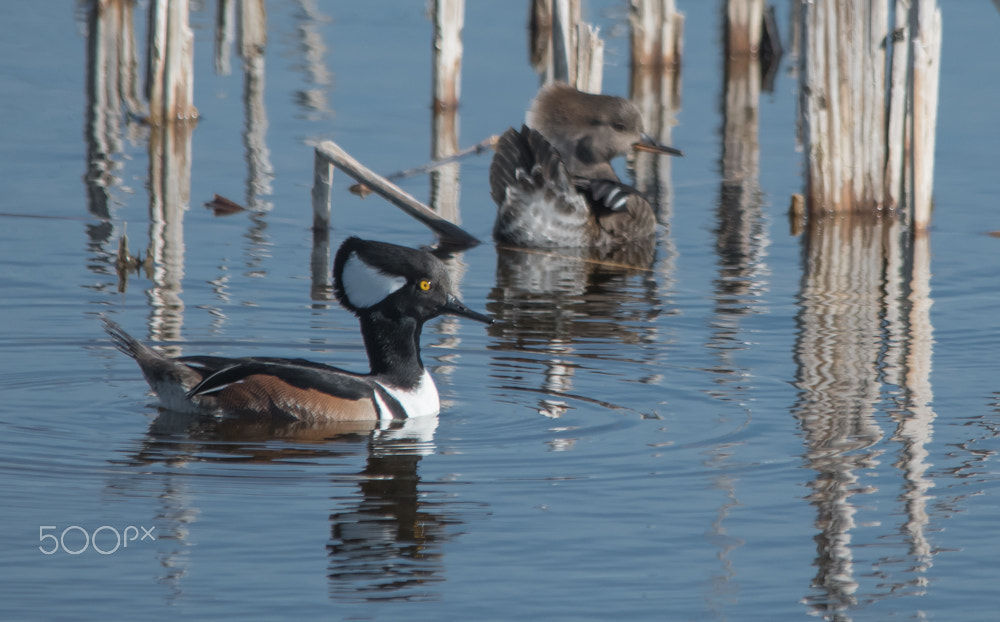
[2,1,1000,620]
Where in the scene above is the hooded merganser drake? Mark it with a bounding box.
[104,237,492,422]
[490,83,682,250]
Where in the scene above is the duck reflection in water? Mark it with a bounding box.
[121,396,459,602]
[488,245,667,419]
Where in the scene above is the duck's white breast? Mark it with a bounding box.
[374,369,440,420]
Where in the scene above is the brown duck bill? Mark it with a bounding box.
[633,132,684,157]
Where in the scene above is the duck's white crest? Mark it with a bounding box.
[341,252,406,309]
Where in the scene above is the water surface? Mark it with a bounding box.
[2,2,999,620]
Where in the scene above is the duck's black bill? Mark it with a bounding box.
[634,133,683,157]
[443,295,494,325]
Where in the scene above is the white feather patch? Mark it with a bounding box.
[375,370,440,419]
[341,253,406,308]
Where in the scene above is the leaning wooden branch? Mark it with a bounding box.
[313,140,480,249]
[348,135,498,197]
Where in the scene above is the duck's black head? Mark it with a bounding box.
[333,237,492,325]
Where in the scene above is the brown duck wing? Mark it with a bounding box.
[187,361,402,422]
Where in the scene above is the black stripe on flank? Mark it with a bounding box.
[372,384,408,420]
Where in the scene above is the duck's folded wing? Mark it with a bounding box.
[490,125,590,247]
[185,360,371,400]
[184,360,408,422]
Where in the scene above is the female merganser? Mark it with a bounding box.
[490,82,681,251]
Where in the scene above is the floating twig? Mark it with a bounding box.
[348,135,498,198]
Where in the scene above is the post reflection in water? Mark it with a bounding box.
[701,1,773,610]
[236,0,273,215]
[146,119,195,345]
[794,217,935,618]
[83,0,145,256]
[213,0,274,283]
[116,411,455,602]
[291,0,334,121]
[83,0,141,222]
[82,0,198,344]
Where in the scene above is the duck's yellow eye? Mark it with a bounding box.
[419,279,431,291]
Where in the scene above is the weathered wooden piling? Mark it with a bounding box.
[629,0,683,222]
[310,149,334,299]
[146,0,197,124]
[548,0,581,85]
[721,0,762,191]
[530,0,603,91]
[798,0,941,229]
[725,0,763,57]
[432,0,463,122]
[909,0,941,230]
[708,0,771,325]
[430,0,465,224]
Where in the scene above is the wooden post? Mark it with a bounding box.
[533,0,601,91]
[549,0,578,84]
[629,0,683,222]
[573,23,604,94]
[864,0,888,207]
[312,152,334,233]
[883,0,911,209]
[432,0,463,123]
[798,0,941,228]
[431,0,464,224]
[725,0,763,56]
[147,0,197,124]
[722,0,763,187]
[529,0,552,75]
[310,149,334,300]
[910,0,941,230]
[715,0,767,311]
